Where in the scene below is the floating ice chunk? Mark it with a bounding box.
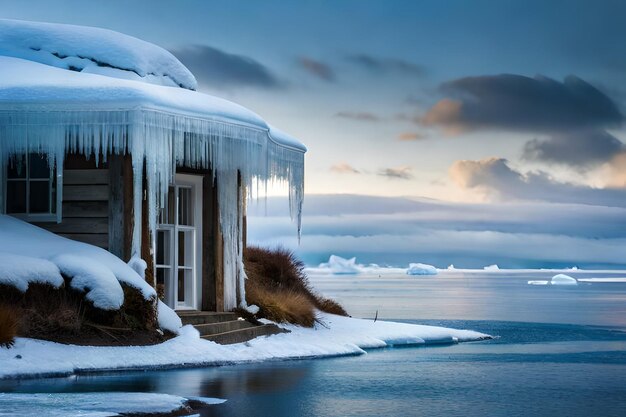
[319,255,362,274]
[447,264,456,270]
[157,300,183,334]
[551,274,578,286]
[406,263,438,276]
[527,280,550,285]
[484,264,500,271]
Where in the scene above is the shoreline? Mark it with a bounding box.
[0,313,490,380]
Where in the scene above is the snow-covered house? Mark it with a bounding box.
[0,19,305,313]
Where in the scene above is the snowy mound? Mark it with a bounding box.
[0,18,196,90]
[406,263,438,276]
[551,274,578,286]
[0,215,156,310]
[318,255,362,274]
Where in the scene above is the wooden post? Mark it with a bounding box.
[140,164,155,287]
[201,171,217,311]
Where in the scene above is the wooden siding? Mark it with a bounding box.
[35,154,110,249]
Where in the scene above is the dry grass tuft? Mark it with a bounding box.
[244,246,348,327]
[245,281,316,327]
[0,305,19,349]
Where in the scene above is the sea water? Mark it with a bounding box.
[2,271,626,416]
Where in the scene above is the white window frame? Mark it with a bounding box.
[155,174,203,310]
[3,153,62,223]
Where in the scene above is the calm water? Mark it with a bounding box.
[3,271,626,416]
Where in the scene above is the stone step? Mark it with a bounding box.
[202,324,287,345]
[194,319,255,336]
[177,311,239,326]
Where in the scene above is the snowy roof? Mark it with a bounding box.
[0,56,268,130]
[0,18,196,90]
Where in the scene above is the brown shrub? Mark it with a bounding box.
[0,305,18,348]
[243,246,348,326]
[245,280,316,327]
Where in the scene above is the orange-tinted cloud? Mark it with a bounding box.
[330,163,360,174]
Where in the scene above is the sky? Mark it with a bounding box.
[3,0,626,268]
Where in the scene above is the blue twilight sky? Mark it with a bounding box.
[3,0,626,267]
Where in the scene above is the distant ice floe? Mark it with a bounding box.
[528,274,578,286]
[483,264,500,271]
[406,263,438,276]
[306,255,414,275]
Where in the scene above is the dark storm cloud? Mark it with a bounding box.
[334,111,380,121]
[522,130,625,168]
[172,45,281,89]
[450,157,626,207]
[422,74,623,133]
[297,57,335,81]
[348,54,425,77]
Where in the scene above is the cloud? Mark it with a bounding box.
[334,111,380,121]
[172,45,281,89]
[348,54,425,76]
[522,130,625,168]
[450,157,626,207]
[605,152,626,188]
[378,166,413,180]
[422,74,623,133]
[398,132,427,141]
[247,194,626,269]
[297,57,335,81]
[330,163,360,174]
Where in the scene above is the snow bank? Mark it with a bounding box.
[406,263,438,276]
[0,312,490,379]
[0,392,225,416]
[0,253,63,292]
[0,215,156,310]
[551,274,578,286]
[0,18,197,89]
[157,300,183,334]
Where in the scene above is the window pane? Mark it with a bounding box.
[6,181,26,213]
[157,230,170,266]
[156,268,167,286]
[178,230,194,268]
[29,181,50,213]
[177,269,185,302]
[29,154,50,179]
[7,155,26,179]
[178,187,192,226]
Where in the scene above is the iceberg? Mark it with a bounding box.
[318,255,362,274]
[484,264,500,271]
[551,274,578,286]
[406,263,438,276]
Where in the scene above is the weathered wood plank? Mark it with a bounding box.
[108,156,124,258]
[62,201,108,218]
[57,233,109,249]
[64,169,110,185]
[63,185,109,201]
[202,171,217,312]
[36,217,108,234]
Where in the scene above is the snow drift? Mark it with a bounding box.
[0,215,155,310]
[0,18,197,89]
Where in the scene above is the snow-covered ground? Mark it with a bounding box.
[0,392,225,416]
[0,313,489,379]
